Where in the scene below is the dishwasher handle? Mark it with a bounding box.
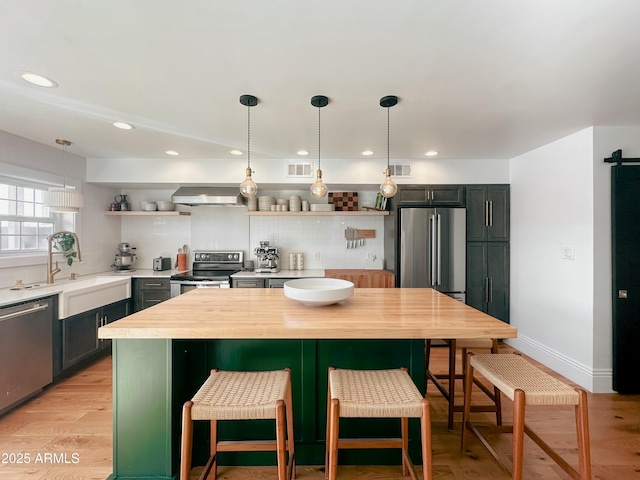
[0,303,49,323]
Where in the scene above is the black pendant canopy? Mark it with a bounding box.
[311,95,329,108]
[380,95,398,108]
[239,94,258,107]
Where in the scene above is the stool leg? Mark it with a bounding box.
[328,398,340,480]
[512,389,526,480]
[447,340,456,430]
[424,339,432,393]
[575,389,592,480]
[460,353,475,450]
[325,367,334,479]
[180,401,193,480]
[284,369,296,479]
[276,399,287,480]
[421,398,432,480]
[401,416,409,477]
[490,339,503,426]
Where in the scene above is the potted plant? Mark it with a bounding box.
[51,232,78,266]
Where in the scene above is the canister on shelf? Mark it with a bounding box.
[289,253,297,270]
[296,253,304,270]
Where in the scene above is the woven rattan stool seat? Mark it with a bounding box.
[455,338,494,349]
[191,370,290,420]
[470,354,580,406]
[326,367,432,480]
[462,353,591,480]
[180,368,295,480]
[329,368,425,418]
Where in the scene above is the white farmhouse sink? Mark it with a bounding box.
[58,277,131,319]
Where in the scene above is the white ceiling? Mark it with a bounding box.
[1,1,640,163]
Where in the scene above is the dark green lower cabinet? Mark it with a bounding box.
[110,338,426,479]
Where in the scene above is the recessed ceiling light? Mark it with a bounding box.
[297,150,309,156]
[362,150,374,156]
[425,150,439,157]
[230,150,243,156]
[113,121,134,130]
[165,150,180,156]
[21,72,58,88]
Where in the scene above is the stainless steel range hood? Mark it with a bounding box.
[171,187,246,206]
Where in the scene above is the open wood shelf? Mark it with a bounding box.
[245,210,388,216]
[104,211,191,216]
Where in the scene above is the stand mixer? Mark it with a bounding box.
[254,241,280,273]
[112,242,137,271]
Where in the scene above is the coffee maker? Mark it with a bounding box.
[254,241,280,273]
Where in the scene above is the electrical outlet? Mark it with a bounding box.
[561,246,575,260]
[314,252,320,261]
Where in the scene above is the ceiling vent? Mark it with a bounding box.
[389,164,412,177]
[287,162,314,178]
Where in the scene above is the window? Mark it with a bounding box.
[0,182,55,253]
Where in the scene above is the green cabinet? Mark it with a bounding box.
[133,278,171,312]
[466,185,510,242]
[62,299,129,370]
[396,185,465,206]
[466,243,509,323]
[466,185,510,323]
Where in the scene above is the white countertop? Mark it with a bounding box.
[0,268,186,308]
[231,269,324,279]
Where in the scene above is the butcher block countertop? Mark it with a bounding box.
[99,287,516,340]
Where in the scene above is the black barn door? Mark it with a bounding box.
[611,165,640,393]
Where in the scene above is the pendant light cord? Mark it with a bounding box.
[386,106,390,169]
[247,103,251,170]
[317,105,321,171]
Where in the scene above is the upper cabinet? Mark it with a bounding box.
[466,185,510,242]
[395,185,465,206]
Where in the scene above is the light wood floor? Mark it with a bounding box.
[0,346,638,479]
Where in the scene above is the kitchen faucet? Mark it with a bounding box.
[47,231,82,284]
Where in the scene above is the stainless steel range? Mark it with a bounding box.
[170,250,243,297]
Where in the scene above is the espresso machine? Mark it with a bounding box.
[254,241,280,273]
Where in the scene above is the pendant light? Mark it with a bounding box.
[310,95,329,199]
[379,95,398,198]
[46,139,83,213]
[238,94,259,198]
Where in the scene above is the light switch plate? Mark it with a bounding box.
[561,246,575,260]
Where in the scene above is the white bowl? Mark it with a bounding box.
[141,202,157,211]
[284,278,354,306]
[156,200,175,211]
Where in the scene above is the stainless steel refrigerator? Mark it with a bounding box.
[398,208,466,301]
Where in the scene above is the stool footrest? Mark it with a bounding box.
[338,438,404,449]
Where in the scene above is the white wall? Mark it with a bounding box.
[510,126,640,393]
[0,131,120,288]
[87,156,510,186]
[510,127,597,390]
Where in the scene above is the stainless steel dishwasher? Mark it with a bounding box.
[0,297,53,414]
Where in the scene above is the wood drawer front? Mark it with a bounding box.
[324,269,395,288]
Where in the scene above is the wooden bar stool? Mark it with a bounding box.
[425,338,502,430]
[461,353,591,480]
[180,368,295,480]
[325,367,432,480]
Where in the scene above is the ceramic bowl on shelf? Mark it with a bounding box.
[140,202,157,211]
[156,200,175,211]
[283,278,354,306]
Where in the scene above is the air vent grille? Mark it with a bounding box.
[389,164,412,177]
[287,163,313,178]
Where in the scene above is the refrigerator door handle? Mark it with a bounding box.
[436,213,442,286]
[430,214,437,286]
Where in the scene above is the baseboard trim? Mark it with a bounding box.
[504,335,614,393]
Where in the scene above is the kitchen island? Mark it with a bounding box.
[99,288,516,480]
